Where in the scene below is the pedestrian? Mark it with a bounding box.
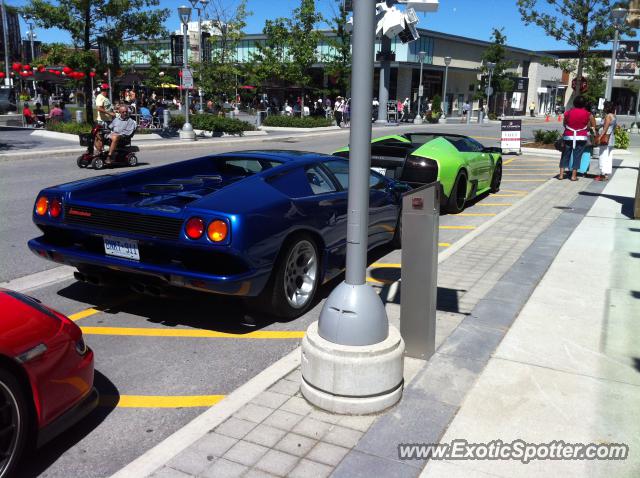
[60,102,72,122]
[33,103,46,124]
[559,95,595,181]
[95,84,115,124]
[403,97,410,121]
[595,101,617,181]
[22,103,36,127]
[529,100,536,117]
[461,100,471,123]
[334,96,344,127]
[49,102,64,122]
[397,99,404,122]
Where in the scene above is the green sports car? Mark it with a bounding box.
[333,133,503,214]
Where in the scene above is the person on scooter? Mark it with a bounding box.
[95,106,137,165]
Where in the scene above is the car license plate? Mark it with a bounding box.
[371,167,387,176]
[104,236,140,261]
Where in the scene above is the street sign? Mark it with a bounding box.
[182,68,193,88]
[418,85,423,96]
[486,86,494,96]
[501,119,521,154]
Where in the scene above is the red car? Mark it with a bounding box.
[0,289,96,477]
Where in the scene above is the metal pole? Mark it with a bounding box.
[106,47,113,104]
[180,20,195,139]
[28,24,36,96]
[1,0,11,87]
[635,86,640,123]
[317,0,388,346]
[197,8,203,112]
[606,28,619,101]
[376,35,391,123]
[415,57,424,123]
[442,65,448,117]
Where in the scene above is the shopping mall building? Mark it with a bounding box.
[119,26,639,117]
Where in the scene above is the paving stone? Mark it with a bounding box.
[336,414,379,432]
[306,442,350,466]
[244,423,288,448]
[201,458,248,478]
[269,379,300,396]
[243,469,279,478]
[149,466,192,478]
[465,298,523,330]
[288,458,333,478]
[307,408,342,424]
[274,432,317,457]
[291,416,333,440]
[223,440,269,467]
[322,425,363,449]
[286,369,302,382]
[280,396,313,416]
[233,403,274,424]
[191,432,237,457]
[262,409,305,431]
[165,447,215,476]
[436,320,505,363]
[251,390,291,409]
[332,450,419,478]
[253,449,300,476]
[214,416,258,439]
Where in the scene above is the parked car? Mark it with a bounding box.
[28,151,407,318]
[0,88,16,114]
[0,289,96,477]
[334,133,503,213]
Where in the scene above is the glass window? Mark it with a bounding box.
[369,171,386,190]
[216,158,281,176]
[324,159,349,189]
[305,166,337,195]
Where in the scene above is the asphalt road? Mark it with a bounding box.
[0,123,564,477]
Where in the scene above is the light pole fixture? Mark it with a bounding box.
[484,61,496,122]
[605,7,628,101]
[189,0,208,112]
[178,5,195,140]
[414,50,426,124]
[439,56,451,123]
[26,22,37,96]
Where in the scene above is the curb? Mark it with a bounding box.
[109,347,301,478]
[520,147,632,157]
[30,130,79,142]
[259,125,340,132]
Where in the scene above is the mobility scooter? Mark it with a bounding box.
[77,123,139,170]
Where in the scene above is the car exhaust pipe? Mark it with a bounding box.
[86,275,101,286]
[74,271,87,283]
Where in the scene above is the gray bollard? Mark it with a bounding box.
[477,110,483,124]
[163,109,170,128]
[467,108,472,125]
[75,110,83,124]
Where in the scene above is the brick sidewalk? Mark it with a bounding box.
[144,172,604,478]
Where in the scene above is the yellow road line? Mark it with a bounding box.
[99,394,225,408]
[68,297,133,322]
[370,262,401,268]
[456,213,496,216]
[476,203,513,206]
[503,157,518,165]
[439,225,476,230]
[80,327,305,339]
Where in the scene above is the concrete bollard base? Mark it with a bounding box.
[300,322,405,415]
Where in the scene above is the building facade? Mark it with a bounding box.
[0,4,22,64]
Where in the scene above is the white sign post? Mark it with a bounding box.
[501,119,522,155]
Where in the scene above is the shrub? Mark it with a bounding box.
[46,121,92,135]
[431,95,442,116]
[169,114,185,129]
[532,129,561,144]
[169,114,254,134]
[425,112,441,124]
[614,125,629,149]
[488,113,498,121]
[262,115,334,128]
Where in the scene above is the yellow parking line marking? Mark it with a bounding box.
[456,213,496,217]
[477,203,513,206]
[439,225,476,230]
[370,263,401,268]
[502,179,548,182]
[99,394,225,408]
[503,173,554,176]
[503,157,518,165]
[367,277,394,285]
[490,194,525,197]
[80,327,305,339]
[497,189,527,194]
[68,297,133,322]
[439,242,451,247]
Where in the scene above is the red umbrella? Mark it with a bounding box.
[239,85,256,90]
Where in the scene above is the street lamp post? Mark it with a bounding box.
[1,0,9,87]
[439,56,451,123]
[178,5,195,140]
[414,50,426,124]
[26,22,37,97]
[605,7,628,101]
[483,61,496,123]
[189,0,208,113]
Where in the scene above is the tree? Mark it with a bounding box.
[325,0,352,97]
[197,0,251,102]
[248,0,323,113]
[517,0,635,103]
[21,0,170,122]
[479,28,516,113]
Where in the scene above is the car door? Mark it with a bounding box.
[322,158,398,248]
[463,137,493,188]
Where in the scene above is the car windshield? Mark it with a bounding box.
[404,134,484,153]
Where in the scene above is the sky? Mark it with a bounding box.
[9,0,619,52]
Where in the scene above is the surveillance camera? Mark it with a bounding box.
[400,0,440,12]
[382,7,406,39]
[397,22,420,44]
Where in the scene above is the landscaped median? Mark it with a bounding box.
[170,114,259,136]
[259,115,340,132]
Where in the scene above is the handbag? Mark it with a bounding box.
[554,138,564,152]
[596,133,610,146]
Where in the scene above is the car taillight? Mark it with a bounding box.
[50,198,62,218]
[36,196,49,216]
[207,220,228,242]
[185,217,204,240]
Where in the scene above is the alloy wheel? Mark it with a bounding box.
[283,240,318,309]
[0,380,20,477]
